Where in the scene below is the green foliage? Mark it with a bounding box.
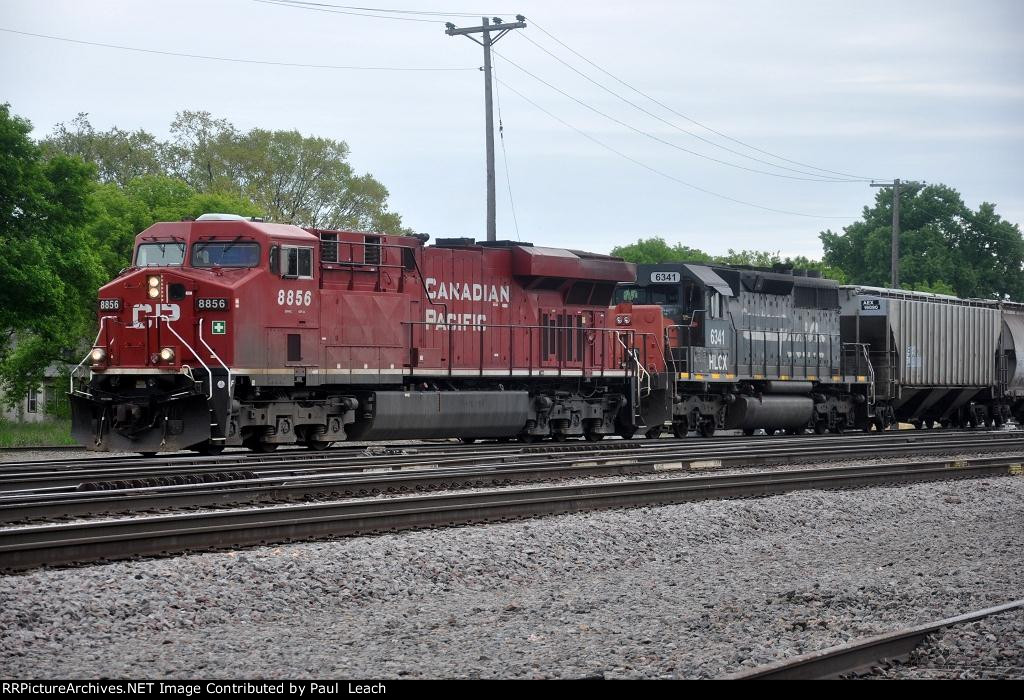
[41,113,165,188]
[610,237,844,281]
[45,110,408,234]
[820,184,1024,300]
[85,176,260,277]
[0,104,105,405]
[0,418,75,447]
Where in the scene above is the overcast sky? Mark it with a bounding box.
[2,0,1022,258]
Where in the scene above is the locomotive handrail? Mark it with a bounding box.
[158,316,213,400]
[198,316,233,402]
[399,320,653,379]
[69,315,119,395]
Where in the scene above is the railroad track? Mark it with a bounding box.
[0,454,1019,571]
[1,432,1020,521]
[1,429,1016,492]
[728,599,1024,679]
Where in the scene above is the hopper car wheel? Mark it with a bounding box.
[306,440,332,451]
[519,433,540,444]
[814,421,828,435]
[137,452,158,458]
[699,421,715,438]
[551,432,567,442]
[742,428,755,436]
[617,426,637,440]
[645,425,664,439]
[583,430,605,442]
[460,438,477,445]
[672,422,688,439]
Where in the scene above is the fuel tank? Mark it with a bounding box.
[725,395,814,430]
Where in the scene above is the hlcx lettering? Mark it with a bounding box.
[708,353,729,371]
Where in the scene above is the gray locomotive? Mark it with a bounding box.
[618,263,1023,436]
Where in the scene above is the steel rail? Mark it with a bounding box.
[2,432,1020,493]
[1,451,1019,523]
[2,429,1015,489]
[4,431,1019,491]
[727,599,1024,679]
[1,428,1012,472]
[0,457,1019,571]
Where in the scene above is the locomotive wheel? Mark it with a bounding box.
[551,432,567,442]
[617,425,637,440]
[583,429,605,442]
[306,440,332,451]
[672,422,688,438]
[813,421,828,435]
[519,433,540,443]
[742,428,755,436]
[460,437,477,444]
[765,428,778,436]
[698,421,715,438]
[137,452,158,458]
[645,425,664,439]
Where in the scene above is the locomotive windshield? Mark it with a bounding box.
[135,242,185,267]
[191,241,260,268]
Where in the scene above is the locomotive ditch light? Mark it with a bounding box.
[89,347,107,364]
[159,347,175,362]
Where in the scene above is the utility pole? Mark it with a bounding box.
[871,178,903,288]
[446,15,527,242]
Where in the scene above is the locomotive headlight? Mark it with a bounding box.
[147,275,160,288]
[159,347,175,362]
[147,286,160,299]
[89,347,107,364]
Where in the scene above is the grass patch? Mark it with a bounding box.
[0,418,76,448]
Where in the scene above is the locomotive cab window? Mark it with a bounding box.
[135,241,185,267]
[191,241,260,268]
[282,245,314,279]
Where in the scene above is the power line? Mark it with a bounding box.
[0,27,476,71]
[528,18,878,182]
[495,77,853,220]
[517,32,866,183]
[492,59,521,240]
[253,0,445,22]
[263,1,507,18]
[491,48,863,183]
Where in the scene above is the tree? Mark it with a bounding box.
[40,113,165,188]
[0,104,105,404]
[820,184,1024,300]
[610,237,844,280]
[44,110,410,233]
[85,175,261,279]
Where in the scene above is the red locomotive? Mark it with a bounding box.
[71,215,667,453]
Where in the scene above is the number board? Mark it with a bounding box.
[98,298,122,311]
[197,297,229,311]
[650,271,681,284]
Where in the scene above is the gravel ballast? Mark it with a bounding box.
[1,474,1023,679]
